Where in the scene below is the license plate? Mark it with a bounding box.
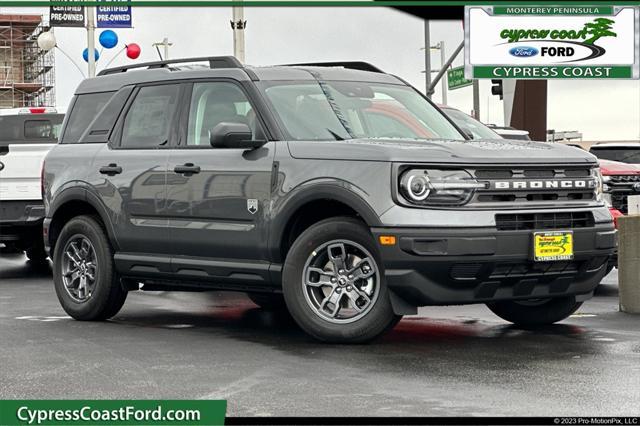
[533,231,574,262]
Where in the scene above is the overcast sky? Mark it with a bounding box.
[2,5,639,141]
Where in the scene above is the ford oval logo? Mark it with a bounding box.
[509,46,539,57]
[0,161,4,171]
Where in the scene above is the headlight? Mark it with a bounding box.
[593,167,606,204]
[399,169,485,206]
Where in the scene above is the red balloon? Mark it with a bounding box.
[126,43,141,60]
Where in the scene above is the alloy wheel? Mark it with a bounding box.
[302,239,380,324]
[61,235,98,303]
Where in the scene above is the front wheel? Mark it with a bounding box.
[487,296,582,326]
[53,215,127,321]
[282,217,401,343]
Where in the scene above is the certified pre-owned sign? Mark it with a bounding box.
[465,5,639,79]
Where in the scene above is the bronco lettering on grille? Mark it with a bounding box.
[492,180,595,190]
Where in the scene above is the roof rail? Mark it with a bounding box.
[97,56,243,76]
[282,61,384,74]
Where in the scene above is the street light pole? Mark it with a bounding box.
[472,80,480,120]
[439,41,447,105]
[424,20,431,98]
[231,3,246,63]
[153,37,173,60]
[86,6,96,78]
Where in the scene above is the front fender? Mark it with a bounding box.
[268,181,381,262]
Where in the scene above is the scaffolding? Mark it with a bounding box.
[0,14,55,109]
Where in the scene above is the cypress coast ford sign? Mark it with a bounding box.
[464,6,639,79]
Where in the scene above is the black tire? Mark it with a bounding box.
[247,293,287,310]
[282,217,401,343]
[487,296,582,326]
[53,215,127,321]
[25,242,48,262]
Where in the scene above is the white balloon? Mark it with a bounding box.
[37,31,56,51]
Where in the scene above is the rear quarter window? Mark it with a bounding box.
[0,114,64,144]
[24,120,60,139]
[61,92,114,143]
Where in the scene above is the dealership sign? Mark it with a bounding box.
[465,5,640,79]
[97,0,132,28]
[49,3,85,28]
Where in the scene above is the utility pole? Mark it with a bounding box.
[438,41,447,105]
[153,37,173,60]
[427,40,463,99]
[472,80,480,120]
[424,21,431,98]
[86,6,96,78]
[231,3,246,63]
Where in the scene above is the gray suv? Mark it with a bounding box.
[43,57,616,343]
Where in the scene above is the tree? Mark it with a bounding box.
[583,18,617,45]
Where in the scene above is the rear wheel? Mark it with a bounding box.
[53,215,127,321]
[282,217,400,343]
[487,296,582,326]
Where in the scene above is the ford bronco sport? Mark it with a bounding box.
[42,57,616,343]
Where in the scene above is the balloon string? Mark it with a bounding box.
[103,46,127,69]
[55,46,86,79]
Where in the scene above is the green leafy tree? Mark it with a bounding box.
[584,18,617,45]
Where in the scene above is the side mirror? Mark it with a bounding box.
[209,122,265,149]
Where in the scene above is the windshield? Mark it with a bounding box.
[590,147,640,164]
[441,108,501,140]
[259,80,465,141]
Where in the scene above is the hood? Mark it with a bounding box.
[287,138,597,165]
[598,159,640,175]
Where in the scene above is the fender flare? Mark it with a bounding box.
[268,182,381,262]
[48,185,120,252]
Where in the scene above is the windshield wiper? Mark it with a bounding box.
[326,128,346,141]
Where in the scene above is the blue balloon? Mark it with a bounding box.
[99,30,118,49]
[82,48,100,63]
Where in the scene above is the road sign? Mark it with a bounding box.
[447,66,472,90]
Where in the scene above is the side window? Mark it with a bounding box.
[121,84,180,149]
[61,92,114,143]
[186,82,262,146]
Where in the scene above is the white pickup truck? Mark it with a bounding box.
[0,108,64,261]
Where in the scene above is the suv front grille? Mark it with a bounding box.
[607,175,640,214]
[469,166,597,208]
[495,212,595,231]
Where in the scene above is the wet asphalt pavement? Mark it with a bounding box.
[1,252,639,417]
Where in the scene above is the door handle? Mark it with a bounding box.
[99,163,122,176]
[174,163,201,175]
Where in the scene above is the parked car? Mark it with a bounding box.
[598,159,640,221]
[590,143,640,165]
[438,106,502,140]
[43,57,616,343]
[0,107,64,261]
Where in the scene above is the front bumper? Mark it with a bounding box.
[0,200,45,245]
[372,223,616,306]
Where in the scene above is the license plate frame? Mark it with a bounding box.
[533,231,574,262]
